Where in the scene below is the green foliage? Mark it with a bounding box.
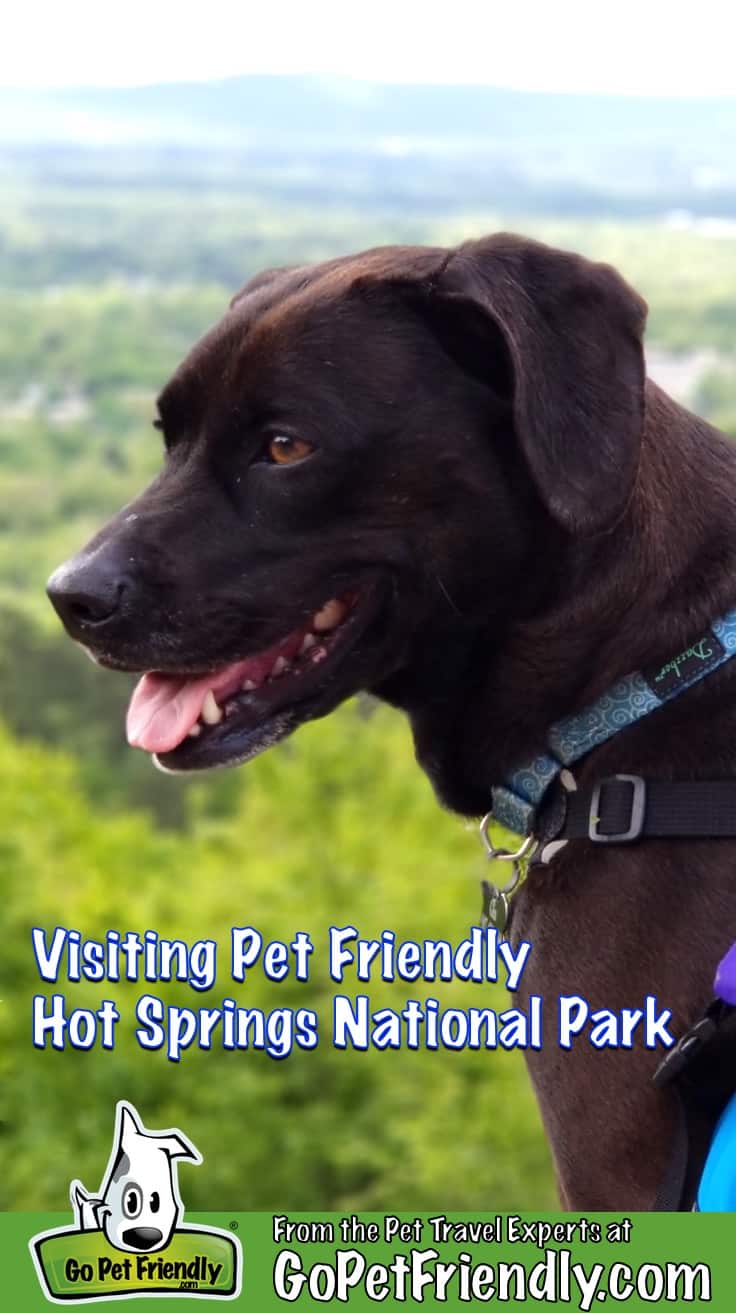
[0,603,242,827]
[0,707,553,1211]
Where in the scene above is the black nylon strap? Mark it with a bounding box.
[562,778,736,842]
[653,1092,691,1211]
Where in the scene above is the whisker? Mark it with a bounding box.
[435,573,462,615]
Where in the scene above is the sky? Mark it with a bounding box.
[1,0,734,96]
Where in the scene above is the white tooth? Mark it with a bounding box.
[188,724,201,738]
[242,678,256,691]
[299,633,317,655]
[312,598,346,632]
[272,655,289,677]
[201,690,223,725]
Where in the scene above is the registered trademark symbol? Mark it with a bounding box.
[229,1220,239,1230]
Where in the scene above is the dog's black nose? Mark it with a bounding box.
[122,1226,164,1251]
[47,554,128,633]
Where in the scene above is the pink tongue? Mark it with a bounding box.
[126,672,217,754]
[126,629,308,755]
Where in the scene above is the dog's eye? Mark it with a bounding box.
[149,1191,160,1213]
[122,1183,142,1219]
[266,434,314,465]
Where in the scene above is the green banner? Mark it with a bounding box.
[3,1210,735,1310]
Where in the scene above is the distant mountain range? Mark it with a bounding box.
[2,75,734,215]
[0,74,733,152]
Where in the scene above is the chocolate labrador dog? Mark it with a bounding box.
[47,234,736,1209]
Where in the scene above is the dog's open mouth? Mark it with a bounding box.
[126,587,374,773]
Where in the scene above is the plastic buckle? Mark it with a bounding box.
[652,1015,718,1088]
[588,774,646,844]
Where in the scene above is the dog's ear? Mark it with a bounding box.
[401,235,647,535]
[156,1130,202,1164]
[118,1102,144,1152]
[70,1180,100,1230]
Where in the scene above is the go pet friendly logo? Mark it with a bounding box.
[30,1101,242,1302]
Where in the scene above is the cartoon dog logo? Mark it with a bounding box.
[31,1100,241,1302]
[70,1100,201,1253]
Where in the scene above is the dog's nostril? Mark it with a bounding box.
[66,584,124,626]
[47,565,127,631]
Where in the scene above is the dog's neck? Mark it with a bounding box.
[401,382,736,815]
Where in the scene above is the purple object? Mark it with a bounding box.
[714,942,736,1005]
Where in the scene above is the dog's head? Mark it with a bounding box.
[47,235,646,798]
[71,1101,200,1253]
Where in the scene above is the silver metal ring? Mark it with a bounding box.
[479,813,538,863]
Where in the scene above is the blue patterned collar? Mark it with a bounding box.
[492,609,736,836]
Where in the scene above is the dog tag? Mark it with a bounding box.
[480,880,508,933]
